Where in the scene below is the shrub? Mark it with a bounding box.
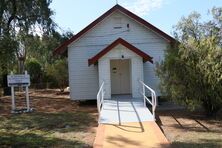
[46,59,68,92]
[25,58,42,84]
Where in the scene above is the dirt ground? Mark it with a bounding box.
[1,90,222,147]
[0,89,97,114]
[0,89,98,147]
[156,108,222,148]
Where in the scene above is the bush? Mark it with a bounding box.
[46,59,68,91]
[156,8,222,116]
[25,58,42,84]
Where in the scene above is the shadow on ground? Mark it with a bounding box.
[0,132,89,148]
[170,140,222,148]
[156,107,222,148]
[106,135,141,147]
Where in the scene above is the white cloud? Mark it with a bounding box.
[122,0,164,16]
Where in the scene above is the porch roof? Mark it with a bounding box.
[88,38,153,66]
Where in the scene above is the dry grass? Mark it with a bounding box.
[0,89,98,147]
[157,109,222,148]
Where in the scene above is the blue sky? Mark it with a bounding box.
[50,0,222,36]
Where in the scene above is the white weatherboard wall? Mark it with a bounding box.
[98,44,143,99]
[68,10,168,100]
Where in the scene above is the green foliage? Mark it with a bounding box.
[26,31,73,68]
[0,0,54,35]
[0,0,55,93]
[19,31,73,89]
[25,58,42,84]
[46,59,68,91]
[0,0,73,90]
[0,35,17,74]
[157,7,222,116]
[0,0,54,75]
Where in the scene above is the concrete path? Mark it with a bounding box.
[94,121,170,148]
[99,95,154,123]
[94,95,170,148]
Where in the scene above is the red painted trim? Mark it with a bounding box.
[116,6,176,42]
[53,4,176,55]
[88,38,153,66]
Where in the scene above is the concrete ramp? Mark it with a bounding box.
[99,96,154,124]
[94,96,169,148]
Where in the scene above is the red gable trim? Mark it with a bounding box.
[88,38,153,66]
[54,4,176,55]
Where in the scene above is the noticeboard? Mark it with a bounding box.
[7,74,30,87]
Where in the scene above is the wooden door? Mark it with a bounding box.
[110,59,131,94]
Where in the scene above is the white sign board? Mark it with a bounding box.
[7,74,30,87]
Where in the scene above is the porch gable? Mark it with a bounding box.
[88,38,153,66]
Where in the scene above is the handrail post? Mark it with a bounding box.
[151,93,155,120]
[97,81,105,123]
[102,89,104,104]
[153,106,155,120]
[97,94,100,113]
[139,80,156,121]
[142,84,145,107]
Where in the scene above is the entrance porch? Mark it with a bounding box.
[88,38,153,99]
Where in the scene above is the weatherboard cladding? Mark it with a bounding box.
[54,4,175,55]
[67,9,168,100]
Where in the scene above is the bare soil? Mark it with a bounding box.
[0,89,98,147]
[156,108,222,148]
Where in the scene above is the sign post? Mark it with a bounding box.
[7,71,32,113]
[11,77,15,111]
[25,71,30,111]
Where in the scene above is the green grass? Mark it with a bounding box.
[0,112,96,147]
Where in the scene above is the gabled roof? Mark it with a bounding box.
[88,38,153,66]
[54,4,176,55]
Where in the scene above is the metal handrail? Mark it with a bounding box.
[97,81,105,116]
[139,80,157,120]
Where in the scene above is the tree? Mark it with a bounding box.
[0,0,54,74]
[0,35,17,73]
[26,31,73,69]
[0,0,54,94]
[156,7,222,116]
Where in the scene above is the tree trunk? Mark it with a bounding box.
[18,59,25,74]
[1,65,11,96]
[18,58,25,92]
[2,74,11,96]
